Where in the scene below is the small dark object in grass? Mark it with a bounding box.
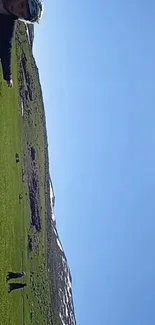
[19,194,23,202]
[28,235,33,252]
[22,169,24,182]
[15,153,20,163]
[8,283,26,293]
[6,271,26,281]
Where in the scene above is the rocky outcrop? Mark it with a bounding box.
[27,24,34,49]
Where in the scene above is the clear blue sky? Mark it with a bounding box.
[33,1,155,324]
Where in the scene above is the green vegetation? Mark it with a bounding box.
[0,22,52,325]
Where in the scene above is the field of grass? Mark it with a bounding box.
[0,23,52,325]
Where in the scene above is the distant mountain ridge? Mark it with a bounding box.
[49,179,77,325]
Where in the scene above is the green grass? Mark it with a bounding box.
[0,44,24,324]
[0,26,52,325]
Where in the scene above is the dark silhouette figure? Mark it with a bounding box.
[15,153,20,163]
[8,283,27,293]
[6,271,26,281]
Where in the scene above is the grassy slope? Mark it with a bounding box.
[0,43,24,324]
[0,23,52,325]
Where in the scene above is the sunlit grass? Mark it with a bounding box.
[0,33,51,325]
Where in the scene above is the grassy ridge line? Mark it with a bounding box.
[15,23,53,325]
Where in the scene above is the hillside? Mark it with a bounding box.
[0,20,76,325]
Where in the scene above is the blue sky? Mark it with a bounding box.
[34,1,155,324]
